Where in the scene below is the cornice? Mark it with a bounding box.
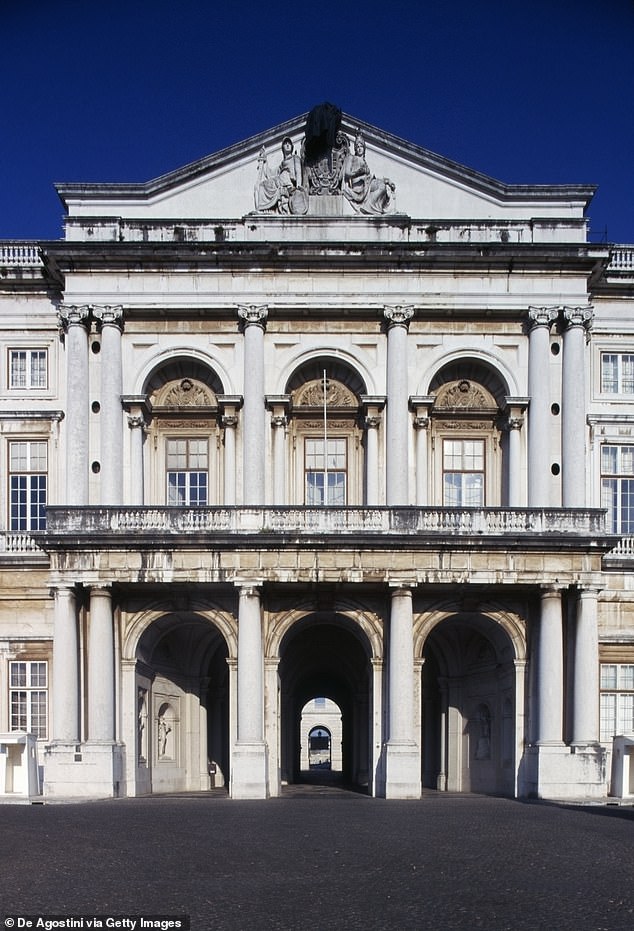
[40,239,607,276]
[54,110,598,209]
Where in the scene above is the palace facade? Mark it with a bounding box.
[1,106,634,801]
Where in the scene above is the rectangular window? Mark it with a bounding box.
[305,437,347,506]
[601,445,634,533]
[601,353,634,394]
[9,349,48,390]
[600,664,634,740]
[443,439,485,507]
[9,441,47,530]
[9,661,48,738]
[166,438,208,506]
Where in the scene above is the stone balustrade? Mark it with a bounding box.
[44,505,607,539]
[607,247,634,272]
[0,532,45,553]
[0,242,42,266]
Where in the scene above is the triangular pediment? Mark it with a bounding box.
[56,108,596,235]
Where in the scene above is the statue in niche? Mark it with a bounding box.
[158,712,172,759]
[474,705,492,760]
[342,132,395,215]
[254,137,308,215]
[137,688,147,764]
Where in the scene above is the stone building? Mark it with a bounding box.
[1,105,633,800]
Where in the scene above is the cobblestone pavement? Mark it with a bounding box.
[1,788,634,930]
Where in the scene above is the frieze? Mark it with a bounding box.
[160,420,216,429]
[302,420,352,429]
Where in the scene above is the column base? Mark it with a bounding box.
[523,744,607,800]
[230,742,268,799]
[43,741,125,800]
[384,741,421,799]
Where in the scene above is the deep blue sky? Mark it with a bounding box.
[2,0,633,242]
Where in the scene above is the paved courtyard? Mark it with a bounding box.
[1,788,634,930]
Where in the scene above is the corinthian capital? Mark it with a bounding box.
[238,304,268,329]
[93,304,125,330]
[384,305,414,328]
[527,306,560,330]
[58,304,91,330]
[562,305,594,330]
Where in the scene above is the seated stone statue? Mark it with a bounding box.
[254,138,308,215]
[342,133,395,215]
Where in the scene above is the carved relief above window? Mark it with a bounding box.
[293,378,357,409]
[153,378,216,410]
[434,379,497,412]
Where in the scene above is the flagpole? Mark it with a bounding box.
[323,369,328,506]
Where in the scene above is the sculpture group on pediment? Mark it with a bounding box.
[342,132,395,216]
[255,137,309,216]
[254,105,396,216]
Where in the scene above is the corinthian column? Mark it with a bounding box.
[384,306,414,506]
[572,589,600,745]
[94,306,124,504]
[232,584,267,798]
[562,306,593,507]
[59,305,91,505]
[385,586,421,798]
[87,586,115,742]
[51,586,79,743]
[527,307,558,507]
[238,305,268,505]
[536,587,564,745]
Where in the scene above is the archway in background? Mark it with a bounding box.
[279,615,371,791]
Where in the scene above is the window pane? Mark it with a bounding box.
[619,666,634,689]
[620,694,634,733]
[30,662,47,687]
[600,693,617,740]
[307,472,324,506]
[31,351,47,388]
[167,472,186,505]
[30,692,48,738]
[602,354,618,392]
[10,691,27,730]
[10,351,27,388]
[10,662,27,687]
[464,473,484,506]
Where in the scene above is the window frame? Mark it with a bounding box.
[304,435,348,506]
[600,352,634,396]
[601,444,634,534]
[441,436,487,507]
[8,439,48,531]
[7,348,48,391]
[600,663,634,741]
[165,436,209,507]
[9,660,48,739]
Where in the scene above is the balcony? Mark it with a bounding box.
[42,505,608,546]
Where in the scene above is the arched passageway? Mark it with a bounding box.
[422,613,518,796]
[279,615,372,791]
[134,614,229,794]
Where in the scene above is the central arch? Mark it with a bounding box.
[278,614,373,792]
